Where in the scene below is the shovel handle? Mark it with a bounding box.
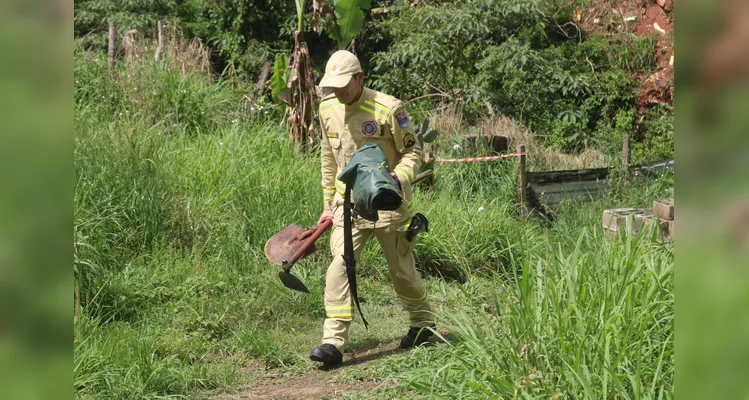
[282,218,333,270]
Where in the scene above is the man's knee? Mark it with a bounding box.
[325,256,349,302]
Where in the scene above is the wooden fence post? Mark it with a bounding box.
[155,20,165,61]
[519,144,527,213]
[622,134,630,189]
[108,22,116,75]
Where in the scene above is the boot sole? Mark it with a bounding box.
[309,353,342,366]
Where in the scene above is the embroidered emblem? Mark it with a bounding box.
[326,131,338,138]
[396,111,409,128]
[361,121,377,136]
[331,64,338,72]
[403,133,416,148]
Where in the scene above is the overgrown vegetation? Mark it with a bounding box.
[74,40,672,398]
[74,0,673,163]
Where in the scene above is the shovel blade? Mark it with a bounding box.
[265,224,318,265]
[279,271,310,293]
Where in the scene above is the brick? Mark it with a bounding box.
[652,199,674,221]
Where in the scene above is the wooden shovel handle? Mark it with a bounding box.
[284,218,333,267]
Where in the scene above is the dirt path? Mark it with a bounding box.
[215,342,404,400]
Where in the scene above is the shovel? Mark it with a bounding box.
[264,218,333,293]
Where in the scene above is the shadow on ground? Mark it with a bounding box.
[317,332,456,371]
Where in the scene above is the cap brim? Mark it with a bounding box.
[319,73,353,88]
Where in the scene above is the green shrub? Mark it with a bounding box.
[634,104,674,164]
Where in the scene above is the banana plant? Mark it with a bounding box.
[328,0,371,50]
[269,0,372,150]
[267,0,316,150]
[270,54,290,110]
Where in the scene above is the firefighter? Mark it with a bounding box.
[309,50,435,366]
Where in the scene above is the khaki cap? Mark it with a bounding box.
[319,50,361,88]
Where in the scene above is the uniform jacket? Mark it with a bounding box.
[319,87,422,229]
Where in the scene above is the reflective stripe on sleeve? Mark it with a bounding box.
[335,179,346,195]
[394,166,414,183]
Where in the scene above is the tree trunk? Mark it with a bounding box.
[288,30,316,152]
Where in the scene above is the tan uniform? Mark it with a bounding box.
[319,87,434,351]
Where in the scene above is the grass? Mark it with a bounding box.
[74,51,673,399]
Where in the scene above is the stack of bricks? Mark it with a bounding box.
[602,199,674,241]
[652,199,675,239]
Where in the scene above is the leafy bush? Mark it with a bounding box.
[369,0,546,102]
[633,104,674,165]
[365,0,668,159]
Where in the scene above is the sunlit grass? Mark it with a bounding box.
[74,52,673,399]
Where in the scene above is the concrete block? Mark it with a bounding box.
[668,220,674,238]
[602,208,637,231]
[634,212,670,240]
[652,199,674,220]
[603,208,670,241]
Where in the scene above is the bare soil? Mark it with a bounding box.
[581,0,674,120]
[214,343,404,400]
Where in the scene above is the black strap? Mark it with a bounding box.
[343,185,368,330]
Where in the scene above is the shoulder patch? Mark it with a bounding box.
[361,121,377,137]
[403,133,416,148]
[396,111,409,128]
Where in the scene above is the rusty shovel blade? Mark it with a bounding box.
[266,220,332,293]
[278,269,310,293]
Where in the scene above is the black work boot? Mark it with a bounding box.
[309,343,343,366]
[400,325,435,349]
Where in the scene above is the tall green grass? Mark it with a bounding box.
[74,50,672,399]
[405,227,673,399]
